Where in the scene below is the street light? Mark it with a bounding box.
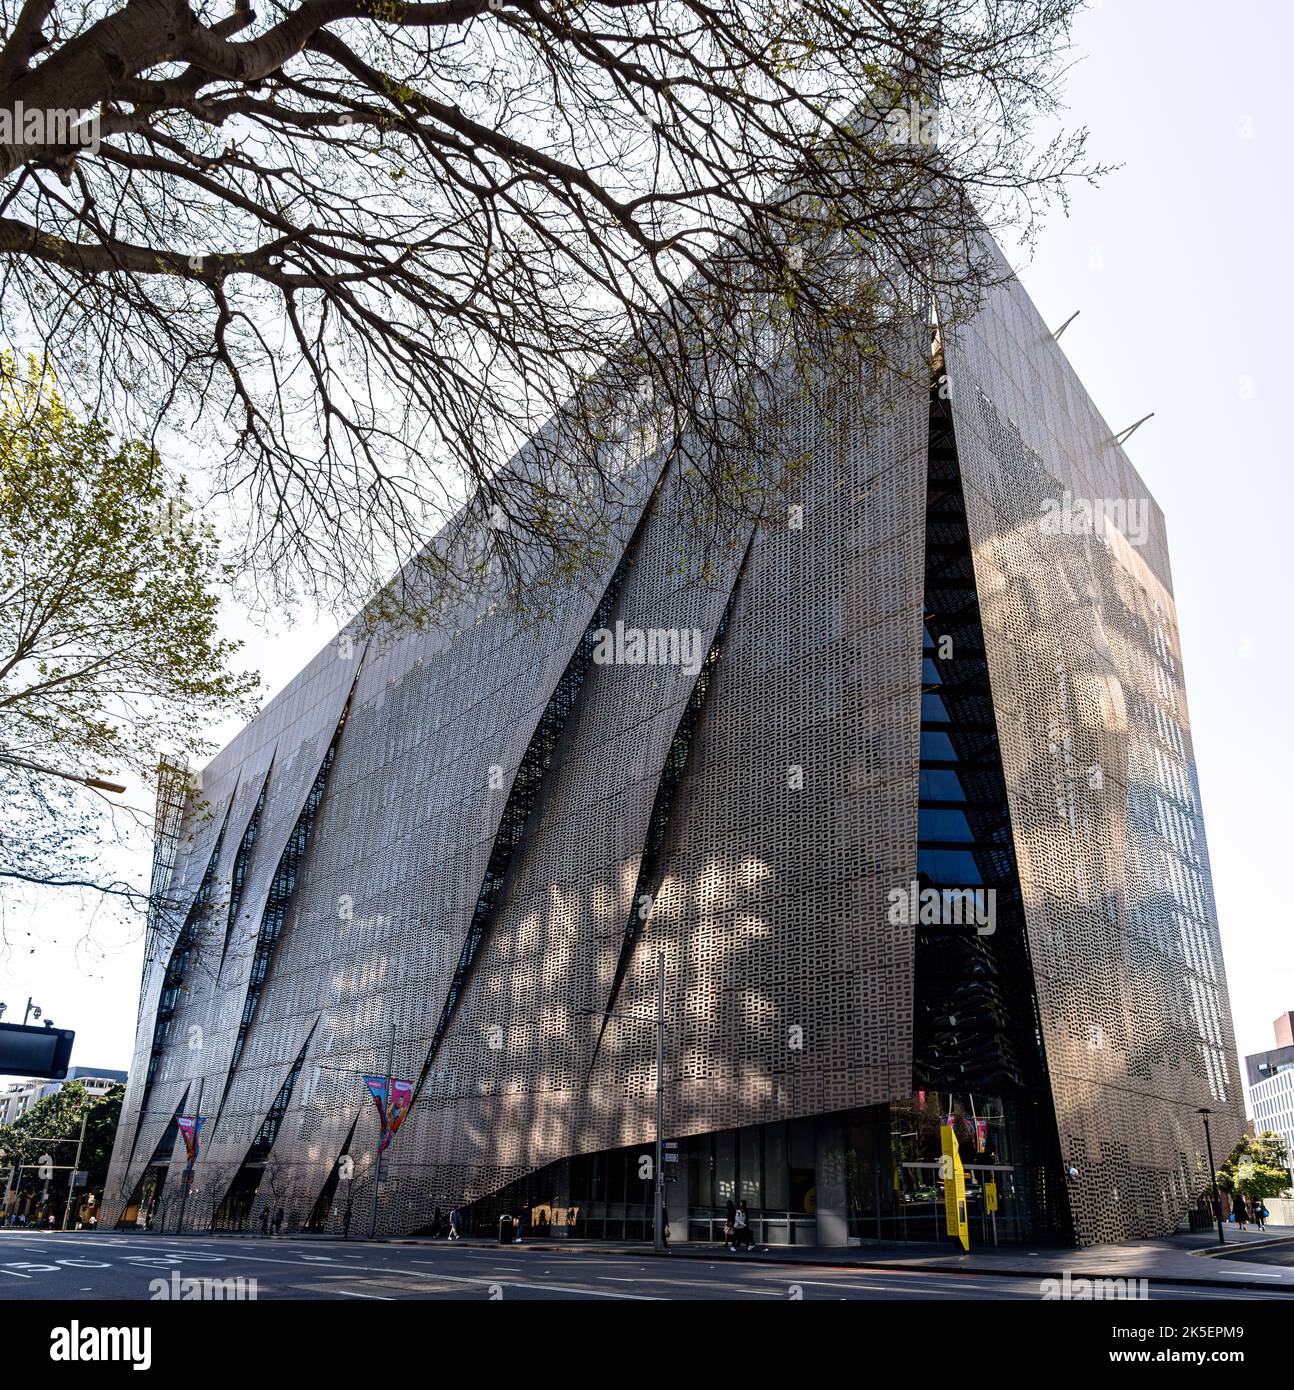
[1198,1108,1225,1245]
[0,752,126,794]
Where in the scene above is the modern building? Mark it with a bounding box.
[0,1067,127,1126]
[1245,1013,1294,1172]
[104,234,1244,1248]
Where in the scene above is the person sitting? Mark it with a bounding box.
[733,1201,753,1251]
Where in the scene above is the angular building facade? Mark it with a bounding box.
[105,240,1243,1248]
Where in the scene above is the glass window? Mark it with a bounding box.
[921,693,951,723]
[920,731,957,761]
[918,849,982,884]
[920,769,966,801]
[919,808,974,842]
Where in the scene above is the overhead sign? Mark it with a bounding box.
[941,1124,969,1252]
[0,1023,75,1079]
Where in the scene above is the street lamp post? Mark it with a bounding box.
[368,1025,395,1240]
[1198,1108,1225,1245]
[653,950,665,1254]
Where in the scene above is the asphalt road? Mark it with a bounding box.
[0,1232,1286,1300]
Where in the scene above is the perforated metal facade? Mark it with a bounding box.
[105,241,1241,1247]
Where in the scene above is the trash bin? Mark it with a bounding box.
[498,1214,513,1245]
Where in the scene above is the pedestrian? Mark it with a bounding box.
[88,1214,97,1228]
[724,1197,736,1251]
[1253,1199,1267,1231]
[733,1200,751,1252]
[433,1205,444,1238]
[449,1205,462,1240]
[661,1204,670,1249]
[1232,1193,1248,1230]
[259,1205,270,1235]
[48,1212,56,1229]
[273,1206,285,1236]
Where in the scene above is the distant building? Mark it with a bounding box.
[1245,1013,1294,1171]
[0,1067,128,1126]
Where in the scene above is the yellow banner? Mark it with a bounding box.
[941,1124,969,1251]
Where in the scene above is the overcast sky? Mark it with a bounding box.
[3,0,1289,1113]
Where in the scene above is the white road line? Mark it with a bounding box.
[334,1290,393,1300]
[408,1264,660,1299]
[0,1268,33,1278]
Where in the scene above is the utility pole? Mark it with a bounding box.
[1198,1108,1225,1245]
[368,1025,394,1240]
[653,950,665,1254]
[176,1076,203,1236]
[61,1110,88,1231]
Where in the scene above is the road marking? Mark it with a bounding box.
[408,1264,660,1299]
[0,1268,33,1278]
[335,1290,393,1300]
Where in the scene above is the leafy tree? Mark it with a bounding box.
[0,1078,123,1221]
[1217,1130,1291,1201]
[0,351,259,908]
[0,0,1105,610]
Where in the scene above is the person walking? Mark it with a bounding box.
[661,1204,670,1250]
[449,1205,462,1240]
[259,1206,270,1235]
[1232,1192,1248,1230]
[724,1197,736,1251]
[432,1205,444,1238]
[1253,1198,1267,1231]
[273,1206,285,1236]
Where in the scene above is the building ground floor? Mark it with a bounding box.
[432,1088,1072,1249]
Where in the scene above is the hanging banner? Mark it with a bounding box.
[176,1115,205,1177]
[386,1080,414,1147]
[940,1123,969,1252]
[363,1075,390,1151]
[364,1076,415,1152]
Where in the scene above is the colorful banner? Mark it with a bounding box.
[176,1115,205,1177]
[364,1076,415,1152]
[363,1075,390,1151]
[387,1080,413,1146]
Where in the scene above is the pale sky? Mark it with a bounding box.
[2,0,1289,1115]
